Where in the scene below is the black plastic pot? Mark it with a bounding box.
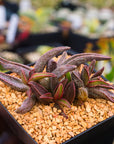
[0,102,114,144]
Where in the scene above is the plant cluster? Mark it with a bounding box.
[0,47,114,117]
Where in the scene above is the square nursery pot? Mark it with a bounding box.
[0,99,114,144]
[0,59,114,144]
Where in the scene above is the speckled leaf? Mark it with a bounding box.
[54,83,64,100]
[29,72,56,82]
[0,72,29,91]
[46,59,57,72]
[72,70,84,87]
[81,65,89,85]
[88,88,114,102]
[57,98,71,108]
[0,57,32,77]
[91,67,104,79]
[15,96,36,114]
[88,59,96,75]
[64,81,76,104]
[52,65,76,78]
[34,46,70,72]
[64,53,111,66]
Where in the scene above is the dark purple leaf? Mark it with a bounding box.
[88,59,96,75]
[57,51,67,66]
[91,67,104,79]
[81,65,89,85]
[15,95,36,114]
[34,46,70,72]
[46,59,57,72]
[0,72,29,91]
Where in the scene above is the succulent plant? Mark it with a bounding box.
[72,59,114,103]
[0,46,113,116]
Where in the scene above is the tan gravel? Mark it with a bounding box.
[0,73,114,144]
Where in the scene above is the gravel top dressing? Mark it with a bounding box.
[0,73,114,144]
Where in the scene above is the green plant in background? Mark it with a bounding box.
[85,38,114,82]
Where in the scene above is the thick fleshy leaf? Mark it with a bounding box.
[78,87,88,101]
[34,46,70,72]
[46,59,57,72]
[65,72,71,82]
[0,57,32,77]
[0,72,29,91]
[88,60,96,76]
[72,70,84,87]
[20,68,28,84]
[15,96,36,114]
[81,65,89,85]
[88,88,114,102]
[26,88,32,98]
[52,65,76,78]
[39,93,53,100]
[28,81,48,98]
[61,79,68,88]
[64,53,111,66]
[49,77,59,92]
[91,67,104,79]
[64,81,75,104]
[57,51,67,66]
[57,98,71,108]
[29,72,56,82]
[54,83,64,100]
[87,80,113,88]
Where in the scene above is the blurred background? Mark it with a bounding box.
[0,1,114,144]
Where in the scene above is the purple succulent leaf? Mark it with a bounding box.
[81,65,89,86]
[52,64,77,78]
[29,69,35,77]
[26,88,32,98]
[87,80,114,89]
[39,93,53,100]
[72,70,84,87]
[57,98,71,108]
[34,46,70,72]
[91,67,104,79]
[20,68,28,84]
[29,72,56,82]
[88,59,96,76]
[28,81,48,99]
[61,79,68,88]
[54,83,64,100]
[46,59,57,72]
[15,95,36,114]
[88,88,114,102]
[64,53,111,66]
[64,81,76,104]
[0,57,32,77]
[57,51,68,66]
[49,77,59,92]
[0,72,29,91]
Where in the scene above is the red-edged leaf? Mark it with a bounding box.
[64,81,76,104]
[91,67,104,79]
[39,93,53,100]
[34,46,70,72]
[87,80,112,88]
[72,70,84,87]
[0,72,29,91]
[20,68,28,84]
[28,81,48,99]
[61,79,68,88]
[81,65,89,85]
[65,72,71,82]
[52,64,76,78]
[54,83,64,100]
[15,95,36,114]
[26,88,32,98]
[89,59,96,75]
[29,69,35,77]
[0,56,32,78]
[57,98,71,108]
[29,72,56,82]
